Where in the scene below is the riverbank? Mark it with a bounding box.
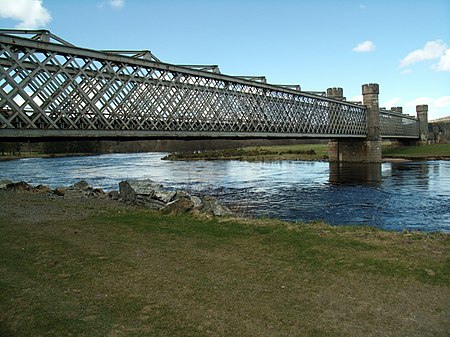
[382,143,450,160]
[2,143,449,162]
[0,152,97,161]
[162,144,329,161]
[162,143,450,161]
[1,187,449,336]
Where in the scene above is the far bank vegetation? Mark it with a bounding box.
[163,145,327,161]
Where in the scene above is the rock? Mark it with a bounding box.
[198,196,233,217]
[191,195,203,208]
[53,187,66,196]
[135,195,166,209]
[119,181,136,203]
[0,179,13,189]
[162,198,195,214]
[117,179,230,216]
[126,179,164,195]
[108,190,120,200]
[33,184,51,193]
[173,190,191,200]
[153,190,177,203]
[119,179,176,209]
[72,180,90,190]
[6,181,32,192]
[90,188,106,198]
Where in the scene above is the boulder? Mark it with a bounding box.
[53,187,66,196]
[173,190,191,200]
[90,188,106,198]
[191,195,203,208]
[117,179,231,217]
[6,181,32,192]
[198,196,233,217]
[108,190,120,200]
[119,179,177,208]
[162,198,195,215]
[119,180,136,203]
[72,180,90,190]
[33,184,51,193]
[119,180,166,209]
[135,195,166,209]
[153,190,177,203]
[0,179,13,190]
[125,179,164,195]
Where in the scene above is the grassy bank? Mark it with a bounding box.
[382,143,450,159]
[164,143,450,161]
[2,143,449,162]
[162,144,329,161]
[0,190,449,336]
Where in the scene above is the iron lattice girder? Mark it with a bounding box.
[0,32,414,139]
[379,110,419,138]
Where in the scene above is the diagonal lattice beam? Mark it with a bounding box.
[0,31,418,140]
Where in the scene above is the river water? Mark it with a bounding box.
[1,153,449,232]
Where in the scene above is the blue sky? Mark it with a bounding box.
[1,0,449,119]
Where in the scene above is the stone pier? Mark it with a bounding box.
[326,87,346,101]
[416,104,429,142]
[328,83,382,163]
[391,106,403,114]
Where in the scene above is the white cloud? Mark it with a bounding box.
[110,0,124,9]
[352,40,376,53]
[433,49,450,72]
[383,97,401,109]
[98,0,124,10]
[406,97,433,109]
[434,96,450,108]
[0,0,51,29]
[406,96,450,116]
[405,96,450,120]
[400,69,412,75]
[400,40,447,67]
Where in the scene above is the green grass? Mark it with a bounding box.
[164,143,450,162]
[163,144,329,161]
[382,143,450,158]
[1,195,449,336]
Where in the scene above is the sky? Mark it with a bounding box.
[1,0,449,120]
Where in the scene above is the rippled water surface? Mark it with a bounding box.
[1,153,449,232]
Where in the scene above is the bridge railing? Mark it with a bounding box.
[0,31,368,139]
[380,109,419,139]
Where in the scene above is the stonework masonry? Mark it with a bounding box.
[326,87,345,101]
[328,140,382,163]
[416,105,429,141]
[362,83,381,141]
[328,83,382,163]
[391,107,403,114]
[429,119,450,143]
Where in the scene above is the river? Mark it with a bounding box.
[1,153,449,232]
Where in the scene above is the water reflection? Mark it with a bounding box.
[393,162,429,189]
[329,162,382,185]
[385,161,430,190]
